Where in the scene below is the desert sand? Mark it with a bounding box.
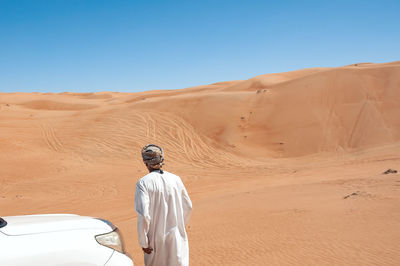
[1,61,400,265]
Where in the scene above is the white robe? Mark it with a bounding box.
[135,170,192,266]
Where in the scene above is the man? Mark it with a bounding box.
[135,144,192,266]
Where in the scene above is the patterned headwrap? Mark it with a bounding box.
[141,144,164,169]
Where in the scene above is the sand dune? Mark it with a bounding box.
[1,61,400,265]
[127,61,400,158]
[21,100,97,111]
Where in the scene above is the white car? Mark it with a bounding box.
[0,214,134,266]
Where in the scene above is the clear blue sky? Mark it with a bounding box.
[1,0,399,92]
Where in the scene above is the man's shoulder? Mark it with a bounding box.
[136,170,181,185]
[137,172,157,184]
[163,171,185,188]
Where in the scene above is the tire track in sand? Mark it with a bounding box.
[41,123,63,152]
[57,111,253,168]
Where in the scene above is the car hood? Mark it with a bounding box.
[0,214,113,236]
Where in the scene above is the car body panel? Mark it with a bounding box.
[105,251,134,266]
[0,214,134,266]
[0,214,111,236]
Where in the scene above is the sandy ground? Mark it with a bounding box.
[1,61,400,265]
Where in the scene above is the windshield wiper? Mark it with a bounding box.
[0,217,7,228]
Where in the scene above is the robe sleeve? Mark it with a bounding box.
[181,183,192,226]
[134,181,151,248]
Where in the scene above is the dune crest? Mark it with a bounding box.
[20,100,97,111]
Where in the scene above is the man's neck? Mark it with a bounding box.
[149,168,164,174]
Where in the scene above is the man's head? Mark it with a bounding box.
[141,144,164,171]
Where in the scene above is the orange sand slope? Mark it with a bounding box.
[1,61,400,265]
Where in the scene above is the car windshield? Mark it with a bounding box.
[0,217,6,228]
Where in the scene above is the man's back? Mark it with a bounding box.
[135,170,192,266]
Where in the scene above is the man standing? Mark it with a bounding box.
[135,144,192,266]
